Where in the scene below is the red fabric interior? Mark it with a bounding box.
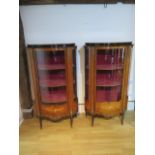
[37,52,65,70]
[41,89,66,103]
[36,51,67,103]
[39,73,66,87]
[96,86,121,102]
[95,50,123,102]
[96,70,123,86]
[97,49,123,65]
[86,49,124,102]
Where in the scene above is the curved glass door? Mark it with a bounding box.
[96,48,125,102]
[35,49,67,104]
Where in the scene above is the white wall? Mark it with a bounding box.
[20,4,135,110]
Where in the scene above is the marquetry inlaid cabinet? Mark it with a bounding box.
[85,42,132,125]
[28,44,78,128]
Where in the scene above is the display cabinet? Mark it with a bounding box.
[85,42,132,126]
[28,44,78,128]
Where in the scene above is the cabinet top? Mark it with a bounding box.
[27,43,76,48]
[85,42,133,47]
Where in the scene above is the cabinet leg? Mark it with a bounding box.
[70,116,73,128]
[121,113,125,125]
[85,112,87,117]
[76,112,79,117]
[39,117,42,129]
[91,115,94,126]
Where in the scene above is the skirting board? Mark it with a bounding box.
[22,107,33,119]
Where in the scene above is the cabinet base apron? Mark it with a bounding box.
[37,112,78,129]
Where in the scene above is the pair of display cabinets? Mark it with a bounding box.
[28,42,132,128]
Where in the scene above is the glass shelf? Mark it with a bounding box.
[96,80,121,87]
[96,64,123,70]
[86,64,123,71]
[38,64,65,70]
[39,79,75,88]
[39,79,66,87]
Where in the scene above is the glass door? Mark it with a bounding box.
[96,48,125,102]
[35,49,67,104]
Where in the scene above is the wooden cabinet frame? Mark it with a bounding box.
[85,42,132,126]
[27,44,78,128]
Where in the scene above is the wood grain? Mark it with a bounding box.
[20,112,135,155]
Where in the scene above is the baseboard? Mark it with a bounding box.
[22,107,33,119]
[79,104,85,113]
[127,101,135,111]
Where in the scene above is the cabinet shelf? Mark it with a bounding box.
[86,80,121,87]
[38,64,65,70]
[39,79,66,87]
[38,64,75,70]
[86,64,123,70]
[96,80,121,87]
[39,79,75,88]
[96,64,124,70]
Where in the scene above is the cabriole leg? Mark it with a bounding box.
[121,113,125,125]
[91,115,94,126]
[70,116,73,128]
[39,117,42,129]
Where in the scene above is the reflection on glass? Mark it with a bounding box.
[36,50,65,70]
[96,48,124,102]
[35,50,67,104]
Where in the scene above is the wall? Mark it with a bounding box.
[20,4,135,111]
